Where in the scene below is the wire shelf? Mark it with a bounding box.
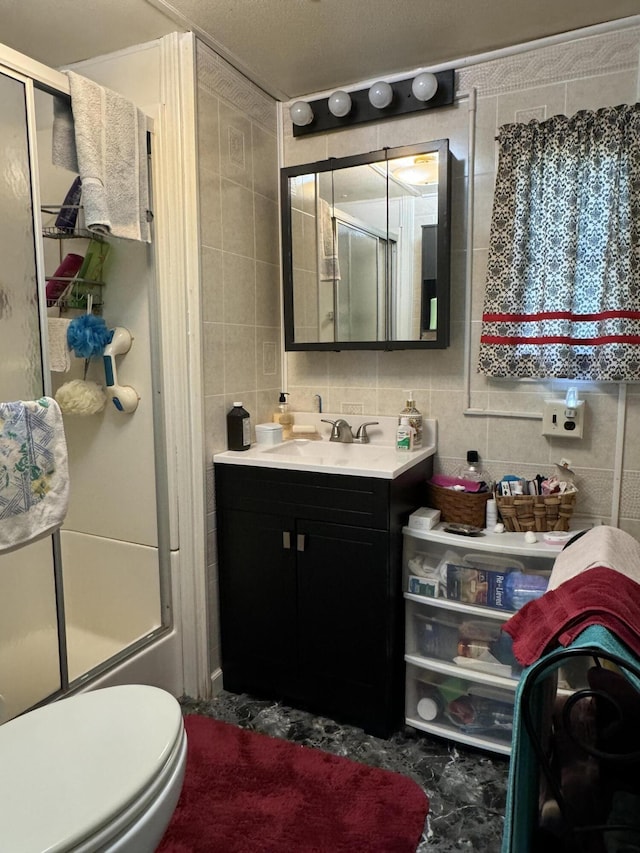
[42,225,106,241]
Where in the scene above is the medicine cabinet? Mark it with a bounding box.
[280,139,451,351]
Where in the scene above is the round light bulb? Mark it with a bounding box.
[368,81,393,109]
[327,90,352,118]
[289,100,314,127]
[411,72,438,102]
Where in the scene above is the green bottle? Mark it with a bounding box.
[400,391,423,449]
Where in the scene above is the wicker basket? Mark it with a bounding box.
[495,492,577,532]
[425,483,491,528]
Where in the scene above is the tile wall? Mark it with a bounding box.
[198,23,640,679]
[281,24,640,536]
[196,42,280,674]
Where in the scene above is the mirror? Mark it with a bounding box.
[281,139,451,350]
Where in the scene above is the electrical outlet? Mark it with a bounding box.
[541,400,585,439]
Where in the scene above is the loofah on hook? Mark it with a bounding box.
[55,380,107,415]
[66,315,112,359]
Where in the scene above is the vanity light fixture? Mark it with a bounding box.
[290,100,314,127]
[327,90,352,117]
[290,69,454,137]
[368,81,393,109]
[411,72,439,102]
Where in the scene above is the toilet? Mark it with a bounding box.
[0,684,187,852]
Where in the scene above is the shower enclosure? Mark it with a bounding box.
[0,60,171,722]
[334,218,396,341]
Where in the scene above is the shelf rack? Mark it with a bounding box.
[41,205,108,313]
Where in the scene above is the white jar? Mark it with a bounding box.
[255,422,283,445]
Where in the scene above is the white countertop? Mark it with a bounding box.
[214,413,437,479]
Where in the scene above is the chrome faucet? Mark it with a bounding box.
[321,418,379,444]
[354,421,379,444]
[321,418,354,443]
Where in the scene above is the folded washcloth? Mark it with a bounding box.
[0,397,70,552]
[503,566,640,665]
[548,524,640,590]
[47,318,71,373]
[52,70,151,243]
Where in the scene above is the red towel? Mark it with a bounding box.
[503,566,640,665]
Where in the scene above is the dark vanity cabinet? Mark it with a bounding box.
[214,460,431,737]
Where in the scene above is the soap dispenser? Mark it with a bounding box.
[274,392,293,440]
[399,392,423,449]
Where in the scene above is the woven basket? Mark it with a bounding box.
[425,483,491,528]
[495,492,577,532]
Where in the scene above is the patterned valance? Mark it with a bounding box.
[478,103,640,381]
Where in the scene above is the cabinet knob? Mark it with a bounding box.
[296,533,306,552]
[282,531,291,550]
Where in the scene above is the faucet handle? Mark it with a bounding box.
[321,418,353,442]
[355,421,379,443]
[320,418,339,440]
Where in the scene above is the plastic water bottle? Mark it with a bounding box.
[503,572,548,611]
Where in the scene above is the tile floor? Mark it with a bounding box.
[180,691,510,852]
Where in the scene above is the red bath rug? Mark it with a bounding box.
[158,714,428,853]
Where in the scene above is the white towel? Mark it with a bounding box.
[548,525,640,590]
[52,71,151,243]
[0,397,70,553]
[318,198,341,281]
[47,318,71,373]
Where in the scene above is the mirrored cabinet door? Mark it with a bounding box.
[281,139,451,351]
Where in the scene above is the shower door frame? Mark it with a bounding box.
[0,34,210,707]
[0,61,70,712]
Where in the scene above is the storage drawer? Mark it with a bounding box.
[215,463,390,529]
[405,662,515,754]
[403,528,551,611]
[405,596,520,679]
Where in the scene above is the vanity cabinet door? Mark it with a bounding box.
[217,508,298,696]
[214,462,427,736]
[296,519,393,735]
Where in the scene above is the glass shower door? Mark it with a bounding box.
[336,222,380,341]
[0,69,61,721]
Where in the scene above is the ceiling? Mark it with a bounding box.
[1,0,638,100]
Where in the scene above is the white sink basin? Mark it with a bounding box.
[263,439,382,460]
[214,435,435,479]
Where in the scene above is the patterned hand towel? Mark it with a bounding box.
[0,397,70,553]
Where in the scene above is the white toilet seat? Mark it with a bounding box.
[0,684,186,853]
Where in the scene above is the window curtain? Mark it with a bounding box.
[478,103,640,381]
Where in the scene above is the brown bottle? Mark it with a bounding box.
[227,402,251,451]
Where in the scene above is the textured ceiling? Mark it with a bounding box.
[0,0,638,99]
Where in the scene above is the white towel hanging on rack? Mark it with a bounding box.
[52,71,151,243]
